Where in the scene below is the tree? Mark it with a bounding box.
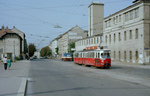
[55,47,59,54]
[68,42,75,54]
[24,39,28,54]
[28,43,36,57]
[40,46,52,57]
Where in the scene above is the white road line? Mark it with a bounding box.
[17,78,27,96]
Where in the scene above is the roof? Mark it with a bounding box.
[0,26,22,39]
[104,1,141,19]
[88,2,104,8]
[0,28,12,38]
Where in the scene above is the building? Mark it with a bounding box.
[75,0,150,64]
[57,25,88,58]
[0,26,26,60]
[49,37,58,58]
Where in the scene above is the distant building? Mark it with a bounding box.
[56,25,88,58]
[34,51,40,58]
[75,0,150,64]
[49,37,59,58]
[0,26,26,60]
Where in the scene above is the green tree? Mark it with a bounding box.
[40,46,52,57]
[24,39,28,54]
[28,43,36,57]
[55,47,59,54]
[68,42,75,54]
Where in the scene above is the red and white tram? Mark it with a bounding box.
[73,48,111,69]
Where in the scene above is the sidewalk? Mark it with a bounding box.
[111,61,150,69]
[0,60,30,96]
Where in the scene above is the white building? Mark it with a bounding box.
[49,38,58,58]
[75,0,150,64]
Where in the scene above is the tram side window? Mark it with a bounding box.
[83,53,84,58]
[75,53,77,57]
[79,53,81,58]
[94,52,96,58]
[101,53,104,58]
[89,52,92,58]
[74,53,76,57]
[91,52,94,58]
[85,53,88,58]
[96,53,98,58]
[107,53,110,58]
[101,53,110,58]
[88,53,90,58]
[98,53,100,58]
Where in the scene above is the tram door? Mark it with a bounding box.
[95,52,101,65]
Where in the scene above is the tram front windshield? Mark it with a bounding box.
[101,52,110,59]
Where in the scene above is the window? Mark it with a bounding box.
[135,28,138,39]
[136,51,138,60]
[86,40,88,45]
[130,10,133,20]
[114,51,116,59]
[129,30,132,39]
[119,15,121,22]
[91,39,93,44]
[135,8,139,18]
[114,33,116,42]
[130,51,132,62]
[113,17,115,24]
[94,38,96,44]
[98,53,100,58]
[91,52,94,58]
[108,19,111,27]
[105,21,107,28]
[97,37,99,43]
[119,51,121,61]
[119,32,121,41]
[124,31,127,41]
[124,51,126,61]
[125,12,129,21]
[105,35,107,43]
[116,16,118,23]
[109,34,111,44]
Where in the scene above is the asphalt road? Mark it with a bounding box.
[26,59,150,96]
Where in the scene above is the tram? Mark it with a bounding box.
[62,53,73,61]
[73,46,111,68]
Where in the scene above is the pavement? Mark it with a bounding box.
[0,59,150,96]
[111,61,150,69]
[0,60,30,96]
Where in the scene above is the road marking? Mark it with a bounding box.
[17,78,28,96]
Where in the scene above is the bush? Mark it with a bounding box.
[15,56,20,61]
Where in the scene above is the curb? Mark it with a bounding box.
[17,78,28,96]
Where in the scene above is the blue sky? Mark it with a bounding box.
[0,0,134,49]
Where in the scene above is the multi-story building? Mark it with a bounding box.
[57,25,88,58]
[49,38,58,58]
[0,26,26,60]
[75,0,150,64]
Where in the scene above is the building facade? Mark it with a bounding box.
[0,26,25,60]
[75,0,150,64]
[49,38,58,58]
[57,25,88,58]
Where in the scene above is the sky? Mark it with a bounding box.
[0,0,134,49]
